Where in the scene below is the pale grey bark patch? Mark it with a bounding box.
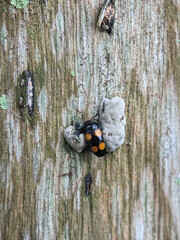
[159,80,180,237]
[0,23,8,51]
[38,86,48,122]
[36,159,58,240]
[18,21,28,73]
[50,4,65,60]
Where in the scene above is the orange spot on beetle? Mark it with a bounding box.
[91,146,98,153]
[85,133,92,141]
[99,142,105,150]
[94,129,102,137]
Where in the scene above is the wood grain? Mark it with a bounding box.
[0,0,179,239]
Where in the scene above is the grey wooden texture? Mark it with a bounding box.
[0,0,179,239]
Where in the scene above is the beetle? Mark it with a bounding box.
[78,120,106,157]
[85,173,94,196]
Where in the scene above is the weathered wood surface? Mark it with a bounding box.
[0,0,179,239]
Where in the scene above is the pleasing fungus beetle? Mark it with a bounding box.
[79,120,106,157]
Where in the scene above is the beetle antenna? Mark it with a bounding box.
[90,112,99,121]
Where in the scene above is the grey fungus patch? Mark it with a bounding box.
[99,97,126,153]
[64,126,87,153]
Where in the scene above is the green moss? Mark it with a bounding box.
[3,7,7,13]
[71,71,75,78]
[10,0,29,9]
[45,132,56,162]
[0,94,8,110]
[175,178,180,185]
[29,23,40,43]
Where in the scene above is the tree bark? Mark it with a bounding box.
[0,0,179,239]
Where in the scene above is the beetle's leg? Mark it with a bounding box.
[99,120,103,131]
[74,122,84,136]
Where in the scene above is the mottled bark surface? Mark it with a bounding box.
[0,0,179,240]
